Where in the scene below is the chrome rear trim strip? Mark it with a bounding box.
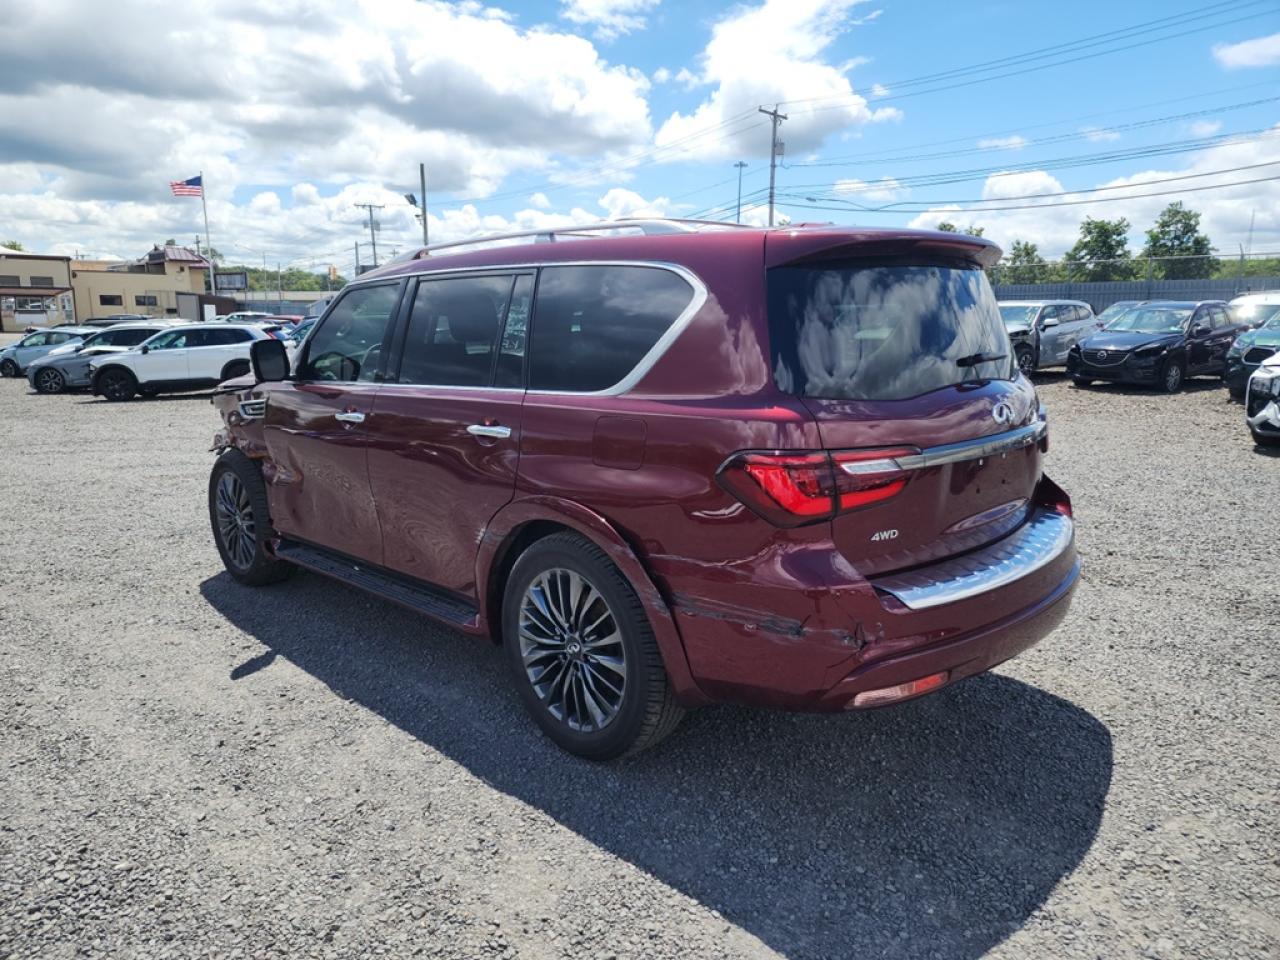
[872,509,1073,611]
[838,412,1047,477]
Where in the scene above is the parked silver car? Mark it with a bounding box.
[0,327,98,378]
[25,321,182,393]
[999,300,1098,376]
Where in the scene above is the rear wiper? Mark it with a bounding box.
[957,351,1007,367]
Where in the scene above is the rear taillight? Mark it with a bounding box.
[718,446,920,527]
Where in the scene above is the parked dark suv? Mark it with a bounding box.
[206,220,1079,758]
[1066,300,1244,392]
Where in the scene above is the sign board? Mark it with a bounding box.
[215,271,249,292]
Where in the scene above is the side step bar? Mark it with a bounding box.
[275,540,479,628]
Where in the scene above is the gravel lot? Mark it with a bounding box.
[1,343,1276,960]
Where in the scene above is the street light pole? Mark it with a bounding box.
[734,161,747,223]
[419,163,429,248]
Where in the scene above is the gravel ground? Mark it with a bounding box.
[0,351,1276,960]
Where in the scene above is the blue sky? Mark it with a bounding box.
[1,0,1277,270]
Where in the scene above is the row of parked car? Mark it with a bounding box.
[0,313,315,400]
[997,291,1280,447]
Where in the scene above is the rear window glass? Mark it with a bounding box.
[768,262,1014,401]
[529,265,695,392]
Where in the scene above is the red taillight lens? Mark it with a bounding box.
[718,446,919,527]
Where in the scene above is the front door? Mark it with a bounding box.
[262,281,404,566]
[1037,305,1065,362]
[367,272,531,597]
[133,327,192,382]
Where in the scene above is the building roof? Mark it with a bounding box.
[0,286,71,297]
[144,244,210,267]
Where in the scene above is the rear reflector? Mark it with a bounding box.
[848,670,950,709]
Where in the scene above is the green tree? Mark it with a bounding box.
[937,221,984,237]
[1063,217,1137,281]
[1141,202,1213,279]
[999,239,1051,285]
[1,240,25,251]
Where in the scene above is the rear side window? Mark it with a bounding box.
[398,275,514,387]
[529,265,695,392]
[302,284,400,382]
[768,262,1013,401]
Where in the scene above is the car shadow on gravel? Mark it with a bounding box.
[201,572,1112,960]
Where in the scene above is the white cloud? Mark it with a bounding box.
[561,0,660,40]
[652,66,672,84]
[673,67,700,89]
[1212,32,1280,69]
[977,135,1029,151]
[1189,120,1223,138]
[1080,126,1120,143]
[654,0,900,162]
[870,83,890,97]
[597,187,672,219]
[529,192,552,210]
[906,126,1280,257]
[833,177,905,203]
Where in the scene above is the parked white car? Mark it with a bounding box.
[1228,291,1280,330]
[89,323,271,401]
[1245,352,1280,447]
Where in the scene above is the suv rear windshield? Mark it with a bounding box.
[768,262,1013,401]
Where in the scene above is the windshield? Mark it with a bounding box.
[999,305,1038,327]
[1105,306,1192,334]
[1096,303,1135,324]
[769,262,1013,401]
[1230,303,1280,329]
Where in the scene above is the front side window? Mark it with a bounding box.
[398,275,514,387]
[145,329,190,351]
[20,332,49,347]
[301,283,400,382]
[111,328,157,347]
[529,265,695,392]
[769,261,1013,401]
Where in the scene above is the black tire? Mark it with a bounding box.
[221,360,250,381]
[1252,430,1280,448]
[1015,346,1036,378]
[208,449,295,586]
[0,359,18,378]
[503,532,684,760]
[1159,357,1185,394]
[1072,377,1093,387]
[34,367,66,394]
[97,367,137,402]
[1229,387,1245,401]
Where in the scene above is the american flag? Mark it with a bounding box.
[170,175,203,197]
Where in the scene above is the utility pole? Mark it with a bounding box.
[734,161,747,223]
[758,105,787,227]
[354,241,360,275]
[419,163,429,247]
[354,203,384,267]
[277,262,282,305]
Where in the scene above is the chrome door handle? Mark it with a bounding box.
[335,410,365,424]
[467,423,511,439]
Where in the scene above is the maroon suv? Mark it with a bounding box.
[208,220,1078,759]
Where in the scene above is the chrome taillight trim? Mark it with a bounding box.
[837,413,1047,477]
[873,508,1073,611]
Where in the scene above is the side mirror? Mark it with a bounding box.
[1192,324,1210,338]
[1041,316,1060,328]
[140,344,150,354]
[251,338,290,382]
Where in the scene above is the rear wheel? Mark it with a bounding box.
[97,368,137,401]
[34,367,66,394]
[0,359,18,378]
[1160,358,1185,394]
[503,533,683,760]
[208,449,295,586]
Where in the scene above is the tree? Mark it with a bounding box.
[1,240,24,251]
[937,221,985,237]
[1141,202,1213,279]
[1063,217,1137,281]
[998,239,1051,285]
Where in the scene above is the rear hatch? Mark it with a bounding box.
[765,240,1044,575]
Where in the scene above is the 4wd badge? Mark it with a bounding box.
[870,529,900,542]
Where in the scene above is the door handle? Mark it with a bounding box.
[335,410,365,424]
[467,423,511,439]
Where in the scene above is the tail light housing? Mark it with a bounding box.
[717,446,920,528]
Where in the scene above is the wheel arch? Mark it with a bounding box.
[477,497,710,707]
[90,362,135,391]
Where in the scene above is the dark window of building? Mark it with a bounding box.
[529,265,695,393]
[99,295,124,306]
[0,275,18,286]
[29,276,54,287]
[135,295,158,306]
[399,275,515,387]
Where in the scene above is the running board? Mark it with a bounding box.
[275,540,478,628]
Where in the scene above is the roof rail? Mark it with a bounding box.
[397,217,751,261]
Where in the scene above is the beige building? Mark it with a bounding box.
[0,252,74,332]
[71,245,210,320]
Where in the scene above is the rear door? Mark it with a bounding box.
[1203,305,1238,372]
[262,281,404,565]
[367,271,531,596]
[767,257,1043,576]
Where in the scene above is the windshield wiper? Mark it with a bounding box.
[956,351,1007,368]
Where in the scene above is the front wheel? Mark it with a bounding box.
[97,368,137,401]
[503,533,684,760]
[0,359,18,378]
[1160,358,1185,394]
[1015,346,1036,378]
[1072,377,1093,388]
[34,367,66,394]
[208,450,295,586]
[1252,429,1280,448]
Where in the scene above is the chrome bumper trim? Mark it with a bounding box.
[873,509,1074,611]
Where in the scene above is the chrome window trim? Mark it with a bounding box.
[874,508,1074,611]
[346,260,709,398]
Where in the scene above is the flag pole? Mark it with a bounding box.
[200,169,217,305]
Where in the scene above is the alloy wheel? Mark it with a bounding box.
[1165,363,1183,392]
[0,360,17,378]
[214,471,257,571]
[518,568,627,733]
[101,371,133,400]
[36,368,64,393]
[1017,351,1035,377]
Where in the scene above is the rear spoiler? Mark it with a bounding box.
[764,228,1002,270]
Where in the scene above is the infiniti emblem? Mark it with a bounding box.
[991,401,1015,425]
